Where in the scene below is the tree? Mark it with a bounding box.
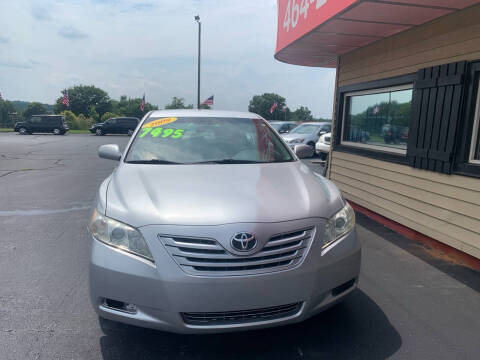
[53,85,112,117]
[111,96,158,118]
[101,112,122,122]
[88,105,100,123]
[23,102,48,120]
[248,93,287,120]
[0,100,17,127]
[290,106,313,122]
[164,97,194,109]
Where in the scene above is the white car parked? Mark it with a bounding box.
[315,132,331,160]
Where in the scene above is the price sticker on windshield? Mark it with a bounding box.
[142,117,178,128]
[139,127,185,139]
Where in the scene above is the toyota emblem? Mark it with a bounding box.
[231,232,257,252]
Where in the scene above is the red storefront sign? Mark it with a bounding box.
[275,0,357,54]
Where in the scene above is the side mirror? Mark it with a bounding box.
[98,144,122,161]
[294,144,314,159]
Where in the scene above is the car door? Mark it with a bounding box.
[119,119,129,134]
[29,116,42,132]
[128,119,138,132]
[104,119,117,134]
[121,118,131,134]
[42,117,55,132]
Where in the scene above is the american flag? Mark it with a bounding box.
[0,92,3,100]
[270,101,278,114]
[62,90,70,107]
[201,95,214,106]
[140,93,145,111]
[373,105,380,115]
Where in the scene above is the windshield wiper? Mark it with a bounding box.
[125,159,181,164]
[189,159,266,164]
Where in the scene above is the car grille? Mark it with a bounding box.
[182,302,302,326]
[158,228,315,276]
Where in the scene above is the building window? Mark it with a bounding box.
[342,85,413,154]
[470,81,480,164]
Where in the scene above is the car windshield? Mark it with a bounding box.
[290,124,321,134]
[125,116,294,164]
[269,122,283,131]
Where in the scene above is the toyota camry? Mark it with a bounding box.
[89,109,361,333]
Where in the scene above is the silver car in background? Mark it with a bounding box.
[282,122,331,150]
[89,110,360,334]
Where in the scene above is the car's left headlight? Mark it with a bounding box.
[323,202,355,248]
[90,209,154,263]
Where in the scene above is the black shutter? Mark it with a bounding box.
[407,61,467,174]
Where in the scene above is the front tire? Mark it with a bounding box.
[319,152,328,161]
[127,129,134,136]
[95,128,104,136]
[53,128,61,135]
[19,127,28,135]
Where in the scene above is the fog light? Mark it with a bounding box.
[103,298,137,314]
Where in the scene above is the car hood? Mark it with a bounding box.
[282,133,310,142]
[104,161,343,227]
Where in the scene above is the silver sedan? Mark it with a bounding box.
[88,109,361,334]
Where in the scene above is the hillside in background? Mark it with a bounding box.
[10,101,54,113]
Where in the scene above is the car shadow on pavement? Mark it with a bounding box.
[98,289,401,360]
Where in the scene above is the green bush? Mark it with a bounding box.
[76,114,90,130]
[101,112,121,123]
[60,110,78,129]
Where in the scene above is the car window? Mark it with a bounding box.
[290,124,321,134]
[30,116,42,123]
[269,122,283,131]
[126,117,294,164]
[108,119,117,124]
[43,117,55,124]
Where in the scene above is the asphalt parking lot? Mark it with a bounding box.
[0,132,479,360]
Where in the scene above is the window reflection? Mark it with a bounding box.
[343,88,412,151]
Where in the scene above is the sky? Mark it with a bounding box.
[0,0,336,118]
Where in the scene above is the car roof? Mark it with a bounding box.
[147,109,263,119]
[269,120,296,124]
[296,122,330,125]
[32,114,63,117]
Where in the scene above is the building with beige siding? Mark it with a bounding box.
[275,0,480,263]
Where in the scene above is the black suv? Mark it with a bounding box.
[14,115,68,135]
[89,117,139,136]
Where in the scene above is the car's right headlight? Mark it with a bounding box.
[289,138,305,144]
[90,209,154,263]
[323,202,355,248]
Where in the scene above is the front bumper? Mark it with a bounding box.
[315,142,330,154]
[89,219,361,334]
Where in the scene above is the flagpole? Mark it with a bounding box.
[195,15,201,109]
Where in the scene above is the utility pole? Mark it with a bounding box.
[195,15,201,109]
